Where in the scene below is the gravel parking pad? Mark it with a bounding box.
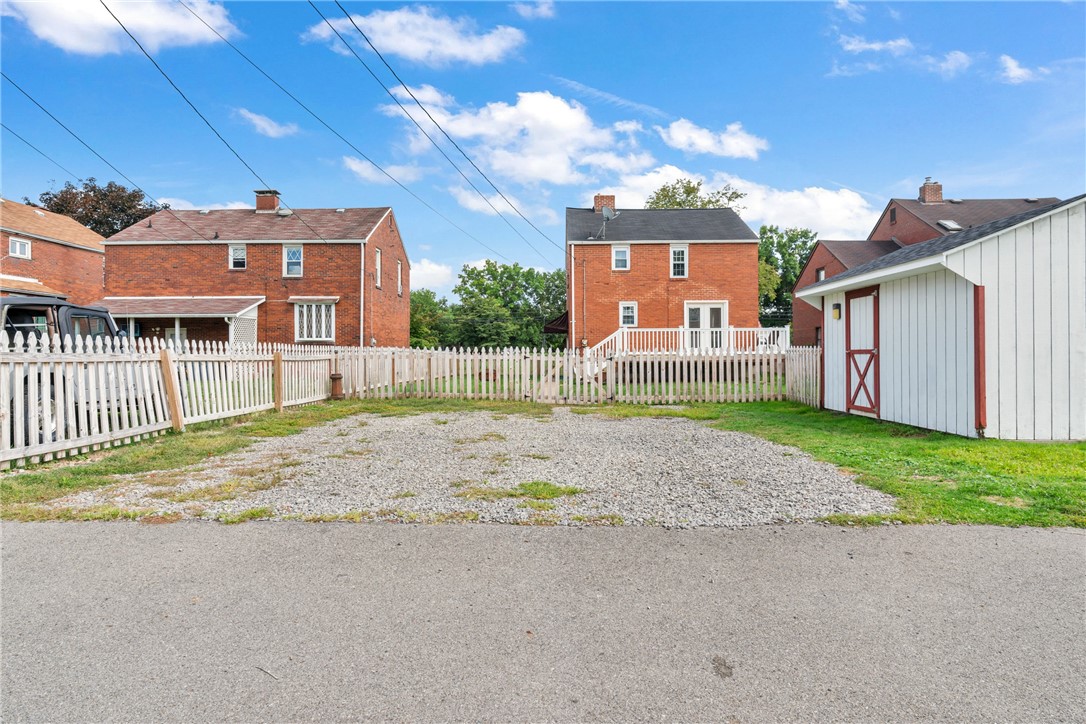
[55,408,896,527]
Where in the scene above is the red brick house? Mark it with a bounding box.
[0,197,106,304]
[98,190,410,347]
[792,179,1060,346]
[564,194,770,353]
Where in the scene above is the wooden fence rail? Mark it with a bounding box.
[2,332,821,467]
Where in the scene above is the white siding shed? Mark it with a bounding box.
[798,195,1085,440]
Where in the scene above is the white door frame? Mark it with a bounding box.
[684,300,729,350]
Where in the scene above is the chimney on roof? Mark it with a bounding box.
[255,189,281,213]
[594,194,615,213]
[919,177,943,204]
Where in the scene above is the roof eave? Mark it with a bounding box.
[796,256,946,301]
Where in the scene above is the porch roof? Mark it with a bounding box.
[94,296,265,318]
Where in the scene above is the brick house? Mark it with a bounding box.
[564,194,763,352]
[792,179,1061,346]
[98,190,410,347]
[0,197,106,304]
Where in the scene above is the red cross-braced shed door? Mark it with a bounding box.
[845,286,879,416]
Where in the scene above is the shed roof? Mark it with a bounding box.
[0,274,67,298]
[565,207,756,243]
[803,194,1086,294]
[96,296,265,317]
[106,207,391,243]
[0,197,105,251]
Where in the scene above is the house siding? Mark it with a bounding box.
[944,202,1086,440]
[567,242,758,349]
[1,229,104,304]
[364,214,411,348]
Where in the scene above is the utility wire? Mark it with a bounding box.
[1,123,83,183]
[99,0,341,249]
[331,0,563,255]
[176,0,512,264]
[311,0,553,265]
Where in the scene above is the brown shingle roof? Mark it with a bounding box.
[96,296,265,317]
[0,275,67,297]
[105,207,392,243]
[0,198,105,251]
[821,240,902,269]
[891,197,1060,235]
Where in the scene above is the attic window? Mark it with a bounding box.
[890,208,897,224]
[937,219,963,231]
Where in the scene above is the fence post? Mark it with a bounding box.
[273,352,284,412]
[158,348,185,432]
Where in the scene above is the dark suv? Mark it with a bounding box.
[1,296,118,347]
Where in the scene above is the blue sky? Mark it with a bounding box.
[2,1,1083,293]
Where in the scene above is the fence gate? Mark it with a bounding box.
[845,286,879,416]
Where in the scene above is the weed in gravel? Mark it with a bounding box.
[490,453,512,465]
[518,513,559,526]
[522,453,551,460]
[139,513,183,525]
[455,432,507,444]
[217,507,273,524]
[335,431,350,437]
[455,481,582,502]
[332,448,375,459]
[731,479,749,487]
[3,505,155,522]
[517,500,555,511]
[391,491,417,499]
[449,479,476,489]
[303,511,371,523]
[158,477,281,504]
[433,418,449,425]
[430,511,480,524]
[571,513,624,526]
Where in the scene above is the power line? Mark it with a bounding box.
[175,0,513,265]
[99,0,341,249]
[311,0,554,266]
[331,0,563,256]
[1,123,83,183]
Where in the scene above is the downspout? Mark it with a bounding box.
[569,243,576,350]
[973,285,987,437]
[581,258,588,349]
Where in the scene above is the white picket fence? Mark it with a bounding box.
[1,332,821,467]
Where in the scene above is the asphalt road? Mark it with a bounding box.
[2,522,1083,723]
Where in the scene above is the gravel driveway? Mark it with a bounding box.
[55,408,895,527]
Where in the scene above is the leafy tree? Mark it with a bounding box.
[644,177,745,211]
[26,178,164,238]
[409,289,454,348]
[453,260,566,348]
[758,225,818,326]
[450,296,518,348]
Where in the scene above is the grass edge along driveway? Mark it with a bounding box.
[2,399,1083,528]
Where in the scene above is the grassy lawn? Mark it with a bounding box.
[577,402,1086,528]
[4,397,1082,528]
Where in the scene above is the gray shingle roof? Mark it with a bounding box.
[890,196,1060,236]
[821,239,902,269]
[565,207,756,243]
[806,194,1085,291]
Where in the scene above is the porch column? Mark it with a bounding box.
[174,317,181,345]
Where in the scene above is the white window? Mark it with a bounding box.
[229,244,247,270]
[619,301,638,327]
[9,237,31,259]
[375,248,382,288]
[294,302,335,342]
[284,245,303,277]
[670,245,688,278]
[397,260,403,296]
[815,267,826,282]
[612,245,629,271]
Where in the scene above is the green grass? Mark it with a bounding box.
[583,401,1086,528]
[217,507,274,525]
[455,480,584,502]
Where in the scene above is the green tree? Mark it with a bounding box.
[26,178,163,238]
[758,225,818,325]
[409,289,454,348]
[452,260,566,348]
[644,177,745,211]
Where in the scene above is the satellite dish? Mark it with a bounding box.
[602,206,620,221]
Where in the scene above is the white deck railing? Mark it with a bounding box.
[591,326,790,356]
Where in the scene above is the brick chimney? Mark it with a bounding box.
[594,194,615,213]
[918,178,943,204]
[255,189,281,213]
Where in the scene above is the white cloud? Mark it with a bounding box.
[391,83,455,108]
[235,109,299,138]
[550,76,671,120]
[999,54,1048,84]
[418,243,433,251]
[834,0,866,23]
[591,165,880,239]
[655,119,769,160]
[303,6,524,67]
[383,89,620,185]
[343,156,426,184]
[925,50,972,79]
[713,174,881,239]
[1,0,236,55]
[465,259,490,270]
[827,60,883,77]
[613,120,644,135]
[838,34,913,56]
[448,186,560,225]
[411,258,455,290]
[157,197,251,210]
[511,1,555,19]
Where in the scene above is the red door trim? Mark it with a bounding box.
[845,286,880,416]
[973,285,987,434]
